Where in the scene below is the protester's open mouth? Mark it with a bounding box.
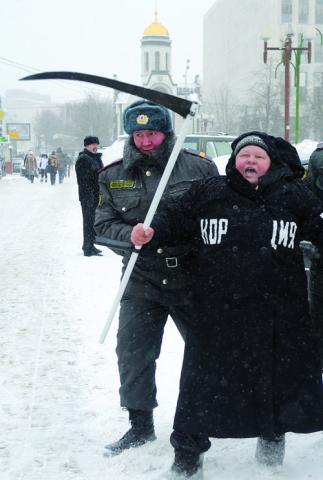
[244,167,257,176]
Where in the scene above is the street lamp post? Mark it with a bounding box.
[263,32,311,142]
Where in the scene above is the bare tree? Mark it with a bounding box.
[33,94,114,152]
[204,85,238,133]
[64,94,114,147]
[242,60,282,135]
[34,109,62,151]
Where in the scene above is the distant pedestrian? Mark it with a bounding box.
[38,154,48,182]
[75,136,103,256]
[25,151,38,183]
[66,154,73,177]
[57,147,67,184]
[48,151,58,185]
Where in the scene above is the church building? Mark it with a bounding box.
[115,11,197,137]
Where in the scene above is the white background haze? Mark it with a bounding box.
[0,0,216,103]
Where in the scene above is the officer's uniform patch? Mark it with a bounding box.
[109,180,136,189]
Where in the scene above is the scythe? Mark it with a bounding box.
[21,71,198,343]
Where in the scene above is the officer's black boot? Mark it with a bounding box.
[170,449,203,479]
[255,434,285,467]
[104,409,156,456]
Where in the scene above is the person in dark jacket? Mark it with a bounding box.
[94,100,218,456]
[75,136,103,256]
[56,147,68,184]
[132,132,323,478]
[307,141,323,366]
[47,151,58,185]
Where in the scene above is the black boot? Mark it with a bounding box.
[170,449,203,478]
[255,434,285,466]
[104,409,156,456]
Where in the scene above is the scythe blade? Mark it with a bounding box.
[20,71,195,118]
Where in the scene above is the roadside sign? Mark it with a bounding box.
[8,131,20,140]
[0,136,9,142]
[6,123,30,141]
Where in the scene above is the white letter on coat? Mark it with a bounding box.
[200,219,209,244]
[278,221,290,247]
[217,219,228,244]
[271,220,278,250]
[209,219,218,245]
[288,222,297,249]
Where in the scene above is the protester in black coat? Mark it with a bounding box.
[132,132,323,477]
[75,136,103,256]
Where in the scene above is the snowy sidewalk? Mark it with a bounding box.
[0,174,323,480]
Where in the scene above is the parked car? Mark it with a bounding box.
[183,133,235,157]
[102,133,236,173]
[183,133,236,174]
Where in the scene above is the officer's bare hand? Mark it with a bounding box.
[131,223,155,245]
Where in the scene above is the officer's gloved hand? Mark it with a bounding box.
[131,223,155,246]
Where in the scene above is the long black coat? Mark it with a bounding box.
[75,149,103,202]
[151,163,323,438]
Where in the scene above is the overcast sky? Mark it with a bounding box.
[0,0,216,104]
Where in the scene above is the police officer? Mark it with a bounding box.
[94,100,218,455]
[307,141,323,366]
[76,136,103,256]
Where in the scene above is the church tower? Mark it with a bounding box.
[140,10,177,95]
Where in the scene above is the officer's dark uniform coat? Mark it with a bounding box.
[150,147,323,439]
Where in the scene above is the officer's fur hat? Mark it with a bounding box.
[123,100,173,135]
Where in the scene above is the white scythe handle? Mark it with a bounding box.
[99,104,198,343]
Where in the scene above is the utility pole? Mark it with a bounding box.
[263,33,311,142]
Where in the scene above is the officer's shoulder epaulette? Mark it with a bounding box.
[183,148,213,162]
[98,158,123,174]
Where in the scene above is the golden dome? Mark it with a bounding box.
[143,12,169,37]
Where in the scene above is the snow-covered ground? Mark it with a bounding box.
[1,172,323,480]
